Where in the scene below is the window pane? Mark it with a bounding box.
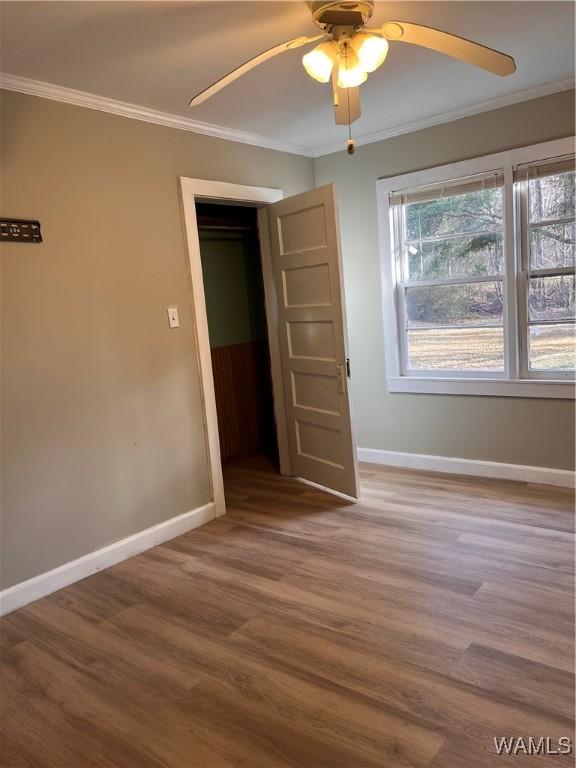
[528,274,576,321]
[406,234,503,281]
[406,281,503,326]
[529,171,575,223]
[405,187,503,240]
[529,324,576,370]
[530,223,575,269]
[407,327,504,370]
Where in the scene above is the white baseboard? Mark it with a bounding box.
[0,501,216,617]
[357,448,575,488]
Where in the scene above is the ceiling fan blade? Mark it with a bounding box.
[332,74,361,125]
[189,34,326,106]
[378,21,516,76]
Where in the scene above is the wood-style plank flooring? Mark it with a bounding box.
[1,456,574,767]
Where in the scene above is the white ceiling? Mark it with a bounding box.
[1,1,574,155]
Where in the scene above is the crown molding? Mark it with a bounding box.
[1,72,574,161]
[0,72,314,158]
[310,77,576,157]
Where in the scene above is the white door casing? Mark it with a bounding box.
[179,178,285,517]
[266,184,360,498]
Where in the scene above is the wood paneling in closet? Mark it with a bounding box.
[211,339,277,464]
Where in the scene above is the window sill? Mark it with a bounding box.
[386,377,575,399]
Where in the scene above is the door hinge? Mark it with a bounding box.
[346,358,351,379]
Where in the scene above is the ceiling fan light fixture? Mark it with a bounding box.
[350,32,389,73]
[336,48,368,88]
[189,0,517,149]
[302,40,338,83]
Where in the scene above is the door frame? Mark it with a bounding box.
[179,177,292,518]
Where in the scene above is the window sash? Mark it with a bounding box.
[391,177,508,377]
[515,170,575,379]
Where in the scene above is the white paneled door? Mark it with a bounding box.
[267,184,359,498]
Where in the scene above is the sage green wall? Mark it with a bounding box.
[2,88,574,591]
[199,231,267,348]
[313,90,575,471]
[0,90,314,589]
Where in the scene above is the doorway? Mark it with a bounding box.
[196,202,278,469]
[180,177,359,519]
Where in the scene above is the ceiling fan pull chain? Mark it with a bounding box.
[344,44,356,155]
[346,86,354,154]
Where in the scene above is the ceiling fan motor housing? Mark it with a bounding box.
[308,1,374,31]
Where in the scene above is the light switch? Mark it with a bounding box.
[167,307,179,328]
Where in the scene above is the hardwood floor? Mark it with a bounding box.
[1,456,574,767]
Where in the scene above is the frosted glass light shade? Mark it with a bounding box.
[302,41,338,83]
[351,33,389,73]
[336,49,368,88]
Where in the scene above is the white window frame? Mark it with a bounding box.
[377,137,575,399]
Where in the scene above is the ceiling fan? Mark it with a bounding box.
[189,1,516,154]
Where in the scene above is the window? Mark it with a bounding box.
[378,138,575,398]
[391,173,506,373]
[515,158,575,377]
